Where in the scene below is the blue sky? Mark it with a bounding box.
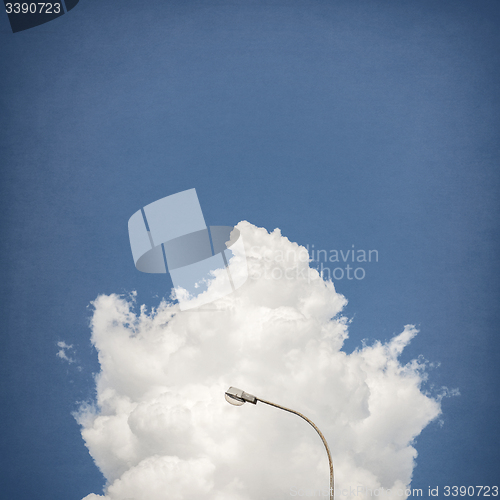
[0,0,499,498]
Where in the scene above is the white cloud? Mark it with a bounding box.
[77,221,445,500]
[57,340,75,363]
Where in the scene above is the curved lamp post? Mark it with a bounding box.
[225,387,334,500]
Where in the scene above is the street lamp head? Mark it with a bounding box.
[225,387,257,405]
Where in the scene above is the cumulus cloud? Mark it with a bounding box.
[77,221,444,500]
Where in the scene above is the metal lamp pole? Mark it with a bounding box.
[225,387,334,500]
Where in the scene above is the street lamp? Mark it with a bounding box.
[225,386,334,500]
